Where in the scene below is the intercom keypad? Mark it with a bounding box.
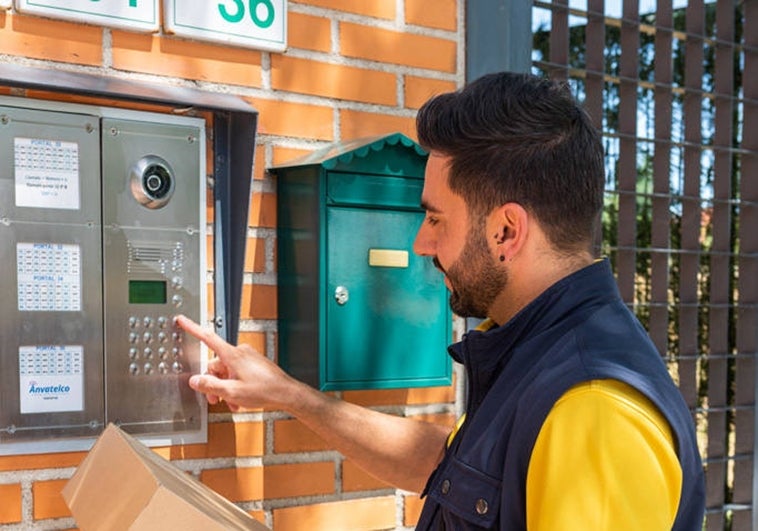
[126,316,185,376]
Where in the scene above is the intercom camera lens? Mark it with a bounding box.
[142,164,172,200]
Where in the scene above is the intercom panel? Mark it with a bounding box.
[0,98,207,454]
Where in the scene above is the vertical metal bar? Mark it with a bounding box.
[740,1,758,527]
[549,0,569,81]
[585,0,605,253]
[678,0,703,416]
[616,0,639,304]
[650,0,673,360]
[465,0,533,80]
[705,2,736,527]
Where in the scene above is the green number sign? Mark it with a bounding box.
[164,0,286,52]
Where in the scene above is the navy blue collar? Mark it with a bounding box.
[448,259,620,400]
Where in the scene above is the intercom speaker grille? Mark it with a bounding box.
[127,241,183,275]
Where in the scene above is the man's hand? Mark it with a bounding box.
[176,314,295,412]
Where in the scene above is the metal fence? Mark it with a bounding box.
[529,1,758,529]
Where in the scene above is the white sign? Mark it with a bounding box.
[19,345,84,414]
[164,0,287,52]
[14,0,159,32]
[14,137,81,210]
[17,242,82,312]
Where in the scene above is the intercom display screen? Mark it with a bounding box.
[128,280,167,304]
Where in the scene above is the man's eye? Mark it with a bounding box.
[426,216,439,226]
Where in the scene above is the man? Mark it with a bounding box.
[177,72,705,529]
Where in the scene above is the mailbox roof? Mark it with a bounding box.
[269,132,427,174]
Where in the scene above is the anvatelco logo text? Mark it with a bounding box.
[27,381,70,395]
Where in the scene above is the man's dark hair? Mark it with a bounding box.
[416,72,605,253]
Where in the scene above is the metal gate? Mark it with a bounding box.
[468,1,758,528]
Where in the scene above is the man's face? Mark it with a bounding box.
[413,153,506,318]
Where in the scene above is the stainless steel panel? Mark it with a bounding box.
[0,106,104,450]
[101,116,206,443]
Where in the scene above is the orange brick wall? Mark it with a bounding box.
[0,1,464,529]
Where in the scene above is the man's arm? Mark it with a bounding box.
[176,315,449,493]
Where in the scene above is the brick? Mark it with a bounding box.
[165,421,264,460]
[263,462,334,499]
[406,0,458,31]
[111,31,262,88]
[245,237,267,273]
[272,146,313,167]
[0,484,21,524]
[253,144,267,181]
[241,283,278,320]
[0,452,84,472]
[249,192,277,228]
[342,460,391,492]
[344,385,454,407]
[340,22,456,73]
[404,75,457,110]
[274,419,330,453]
[343,388,410,407]
[288,12,331,52]
[406,383,456,404]
[238,331,267,354]
[271,55,396,106]
[246,98,334,141]
[0,13,102,66]
[340,109,417,141]
[404,494,425,526]
[201,466,263,502]
[296,0,395,19]
[273,496,396,531]
[33,479,70,520]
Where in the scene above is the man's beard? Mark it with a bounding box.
[436,223,506,319]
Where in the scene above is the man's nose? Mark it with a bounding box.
[413,224,434,257]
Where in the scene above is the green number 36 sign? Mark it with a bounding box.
[164,0,286,51]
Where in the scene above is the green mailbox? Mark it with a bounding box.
[271,133,452,391]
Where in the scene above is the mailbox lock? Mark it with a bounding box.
[334,286,349,305]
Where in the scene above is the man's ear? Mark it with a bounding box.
[489,203,529,261]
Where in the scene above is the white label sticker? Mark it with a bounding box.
[14,137,80,210]
[17,243,82,312]
[19,345,84,414]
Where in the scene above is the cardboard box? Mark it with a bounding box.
[62,423,269,530]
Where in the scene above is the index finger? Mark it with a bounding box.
[175,314,231,357]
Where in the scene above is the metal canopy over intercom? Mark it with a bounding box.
[0,62,257,346]
[0,64,257,455]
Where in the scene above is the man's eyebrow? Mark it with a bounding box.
[420,199,442,213]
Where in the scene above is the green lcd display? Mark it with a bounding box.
[129,280,167,304]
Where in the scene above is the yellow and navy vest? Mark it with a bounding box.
[416,259,705,530]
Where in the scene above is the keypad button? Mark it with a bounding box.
[157,316,168,328]
[143,363,153,375]
[129,316,139,328]
[129,363,139,376]
[157,331,168,343]
[142,332,153,344]
[129,347,139,360]
[158,347,167,360]
[158,362,168,374]
[129,332,139,344]
[143,347,153,359]
[143,316,153,328]
[172,361,183,373]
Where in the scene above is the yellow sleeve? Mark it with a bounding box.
[526,379,682,530]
